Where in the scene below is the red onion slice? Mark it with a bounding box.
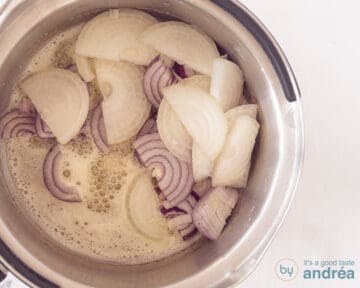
[173,63,197,79]
[186,192,199,208]
[137,117,158,137]
[166,214,192,230]
[161,206,186,218]
[144,56,177,108]
[35,113,55,138]
[16,98,35,114]
[11,122,36,137]
[90,103,109,153]
[193,187,239,240]
[66,64,79,74]
[43,144,81,202]
[160,193,199,240]
[180,223,197,240]
[134,132,193,207]
[0,110,35,139]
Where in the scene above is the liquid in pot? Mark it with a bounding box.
[1,24,199,265]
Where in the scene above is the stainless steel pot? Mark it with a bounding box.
[0,0,304,287]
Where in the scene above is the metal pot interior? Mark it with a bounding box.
[0,1,303,287]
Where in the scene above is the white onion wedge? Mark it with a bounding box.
[180,75,211,92]
[212,115,260,188]
[21,68,89,144]
[210,58,244,111]
[192,143,213,182]
[163,84,227,160]
[75,9,158,65]
[127,173,168,240]
[95,59,151,144]
[225,104,258,124]
[156,75,210,162]
[74,54,95,82]
[157,99,192,162]
[140,21,220,75]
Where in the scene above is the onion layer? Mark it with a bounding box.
[133,133,193,207]
[138,117,158,137]
[192,143,213,182]
[0,110,36,139]
[90,103,109,153]
[127,173,169,240]
[212,115,260,188]
[179,75,211,92]
[143,56,177,108]
[161,192,199,240]
[76,9,158,65]
[157,99,192,162]
[193,187,238,240]
[225,104,258,124]
[173,63,197,79]
[35,114,55,139]
[16,98,35,114]
[140,21,220,75]
[43,144,82,202]
[210,58,244,111]
[74,54,95,82]
[95,59,151,144]
[192,178,212,197]
[21,68,89,144]
[163,83,227,160]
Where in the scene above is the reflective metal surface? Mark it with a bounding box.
[0,0,303,287]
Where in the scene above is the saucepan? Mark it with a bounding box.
[0,0,303,287]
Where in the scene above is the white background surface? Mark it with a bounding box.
[238,0,360,287]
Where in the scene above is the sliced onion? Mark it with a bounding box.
[76,9,158,66]
[16,98,35,114]
[210,58,244,111]
[43,144,81,202]
[161,205,186,218]
[35,113,55,139]
[187,192,199,208]
[212,115,260,188]
[192,178,212,197]
[74,54,95,82]
[66,64,78,74]
[127,173,168,240]
[192,143,213,182]
[225,104,258,124]
[0,110,35,139]
[90,103,109,153]
[193,187,238,240]
[166,214,192,230]
[156,75,210,163]
[180,75,211,92]
[161,193,199,240]
[173,63,197,78]
[133,133,193,207]
[163,83,227,160]
[143,56,177,108]
[138,117,158,137]
[180,223,197,240]
[140,21,220,75]
[21,68,89,144]
[157,99,192,162]
[95,59,151,144]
